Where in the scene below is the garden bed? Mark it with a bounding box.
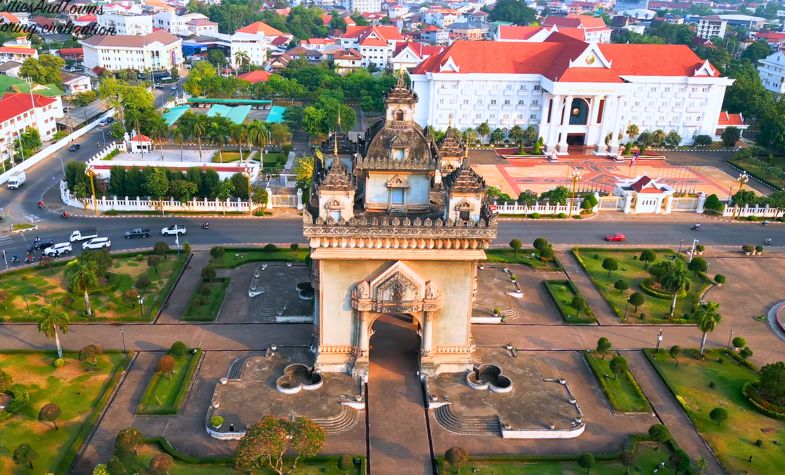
[584,352,650,412]
[262,152,287,170]
[137,349,203,415]
[485,249,562,271]
[0,251,188,322]
[572,248,710,324]
[542,280,596,324]
[645,348,785,474]
[729,156,785,190]
[209,247,307,268]
[181,278,229,322]
[0,351,130,474]
[211,150,256,163]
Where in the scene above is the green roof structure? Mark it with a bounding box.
[0,75,64,97]
[187,97,272,105]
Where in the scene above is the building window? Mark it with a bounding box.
[490,100,496,105]
[533,85,540,90]
[391,188,404,205]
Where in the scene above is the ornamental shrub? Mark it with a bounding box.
[169,341,187,357]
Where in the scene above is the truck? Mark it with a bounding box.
[6,171,26,190]
[70,228,98,242]
[124,228,151,239]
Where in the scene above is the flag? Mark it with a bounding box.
[629,151,639,168]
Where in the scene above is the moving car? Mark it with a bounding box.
[170,85,177,90]
[28,239,55,253]
[68,144,80,152]
[6,171,25,189]
[125,228,151,239]
[42,242,72,257]
[70,228,98,242]
[604,233,626,242]
[82,237,111,250]
[161,225,186,236]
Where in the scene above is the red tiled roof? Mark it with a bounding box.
[422,25,440,32]
[0,92,56,124]
[411,37,721,80]
[236,21,286,37]
[131,134,151,142]
[497,25,546,40]
[322,14,332,25]
[757,31,785,41]
[717,111,744,126]
[237,70,272,83]
[543,14,607,30]
[75,14,97,22]
[335,48,363,60]
[0,47,36,55]
[393,41,443,57]
[360,36,388,46]
[342,25,403,42]
[188,19,217,26]
[58,47,84,57]
[556,27,589,41]
[0,12,20,23]
[32,16,56,27]
[81,30,180,48]
[630,176,653,192]
[271,36,290,46]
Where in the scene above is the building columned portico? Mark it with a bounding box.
[539,93,624,155]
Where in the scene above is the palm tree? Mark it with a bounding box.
[208,121,227,161]
[192,114,209,161]
[172,126,186,161]
[247,120,269,163]
[659,260,689,318]
[230,123,249,163]
[626,124,639,142]
[37,302,70,359]
[696,302,721,356]
[66,260,98,317]
[234,51,251,72]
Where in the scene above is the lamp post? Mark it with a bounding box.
[655,328,663,356]
[623,296,630,321]
[138,296,144,320]
[120,330,127,354]
[727,329,734,350]
[678,239,684,254]
[242,167,253,216]
[58,156,65,176]
[23,295,30,318]
[85,166,98,216]
[732,171,749,219]
[689,239,699,263]
[568,167,583,218]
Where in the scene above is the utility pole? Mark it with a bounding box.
[568,168,583,218]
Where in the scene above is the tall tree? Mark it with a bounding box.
[66,260,98,318]
[695,301,721,356]
[37,303,70,359]
[171,126,187,162]
[235,416,325,475]
[38,402,62,430]
[13,444,38,470]
[651,259,689,318]
[484,0,536,25]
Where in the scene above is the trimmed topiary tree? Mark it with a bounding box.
[577,453,596,473]
[669,345,682,366]
[38,402,61,430]
[731,336,746,350]
[156,355,176,378]
[201,266,217,282]
[648,424,670,449]
[170,341,187,357]
[614,280,628,294]
[688,257,708,274]
[709,407,728,425]
[602,257,618,277]
[149,453,174,475]
[639,249,656,268]
[533,237,549,251]
[629,292,645,312]
[609,355,628,380]
[115,427,144,456]
[596,337,612,359]
[759,361,785,405]
[445,447,469,470]
[509,238,522,256]
[714,274,726,285]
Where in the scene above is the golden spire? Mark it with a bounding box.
[447,114,452,130]
[333,128,339,158]
[396,65,405,88]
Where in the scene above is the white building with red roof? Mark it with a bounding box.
[390,41,444,70]
[0,92,64,147]
[542,14,612,43]
[153,12,218,37]
[409,34,734,154]
[80,30,182,73]
[226,21,293,68]
[339,25,404,69]
[97,12,154,36]
[614,175,675,214]
[715,111,748,139]
[0,38,38,65]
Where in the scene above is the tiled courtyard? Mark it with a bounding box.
[473,264,564,324]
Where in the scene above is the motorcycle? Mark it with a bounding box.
[61,211,69,219]
[10,255,19,264]
[765,238,773,245]
[24,255,35,264]
[202,222,210,230]
[762,220,769,226]
[36,201,46,209]
[690,224,701,230]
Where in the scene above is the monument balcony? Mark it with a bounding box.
[355,156,438,171]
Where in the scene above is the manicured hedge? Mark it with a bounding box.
[137,349,203,415]
[743,382,785,421]
[542,279,596,324]
[583,352,650,413]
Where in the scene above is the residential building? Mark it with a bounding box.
[717,14,766,30]
[567,1,598,14]
[80,30,183,73]
[97,12,153,36]
[339,25,404,70]
[387,4,409,18]
[423,7,463,28]
[345,0,382,14]
[0,92,64,147]
[0,61,22,77]
[153,12,218,37]
[229,21,293,67]
[0,37,38,65]
[758,50,785,95]
[542,15,612,43]
[390,42,444,70]
[300,38,337,52]
[466,10,489,23]
[695,16,727,39]
[420,25,449,45]
[409,35,734,153]
[754,31,785,49]
[449,21,488,41]
[334,49,364,75]
[60,72,92,96]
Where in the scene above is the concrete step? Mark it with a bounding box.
[435,405,501,436]
[312,405,361,435]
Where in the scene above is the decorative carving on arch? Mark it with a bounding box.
[454,200,472,211]
[386,174,410,188]
[324,199,343,210]
[351,261,442,314]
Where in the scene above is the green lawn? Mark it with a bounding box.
[137,350,202,415]
[0,252,187,322]
[211,150,257,163]
[542,280,596,324]
[10,223,35,232]
[116,444,365,474]
[0,351,129,474]
[440,443,677,474]
[647,348,785,474]
[485,249,562,271]
[730,155,785,190]
[584,353,650,412]
[182,278,229,321]
[262,152,287,169]
[209,247,308,268]
[573,249,710,324]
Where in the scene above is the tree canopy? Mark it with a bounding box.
[483,0,536,25]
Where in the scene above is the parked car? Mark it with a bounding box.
[42,242,73,257]
[170,85,177,90]
[604,233,626,242]
[125,228,151,239]
[27,239,55,253]
[68,144,80,152]
[82,237,111,250]
[161,225,186,236]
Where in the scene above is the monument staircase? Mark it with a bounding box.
[311,405,361,435]
[435,404,501,436]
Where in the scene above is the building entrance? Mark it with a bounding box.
[566,133,586,146]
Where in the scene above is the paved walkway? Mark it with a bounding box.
[626,351,725,474]
[156,251,211,324]
[559,250,622,326]
[368,316,433,475]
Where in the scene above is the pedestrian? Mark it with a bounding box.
[229,423,235,432]
[749,455,753,463]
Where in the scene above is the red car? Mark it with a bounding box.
[605,233,626,242]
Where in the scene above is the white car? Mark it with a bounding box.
[82,237,111,250]
[161,225,186,236]
[43,242,72,257]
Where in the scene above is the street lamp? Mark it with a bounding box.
[678,239,684,254]
[727,329,734,349]
[568,167,583,218]
[242,167,254,216]
[689,239,699,263]
[84,166,98,216]
[120,330,127,354]
[623,296,630,321]
[23,295,30,318]
[732,171,749,219]
[655,328,663,355]
[138,296,144,319]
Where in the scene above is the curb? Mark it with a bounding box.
[10,225,38,233]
